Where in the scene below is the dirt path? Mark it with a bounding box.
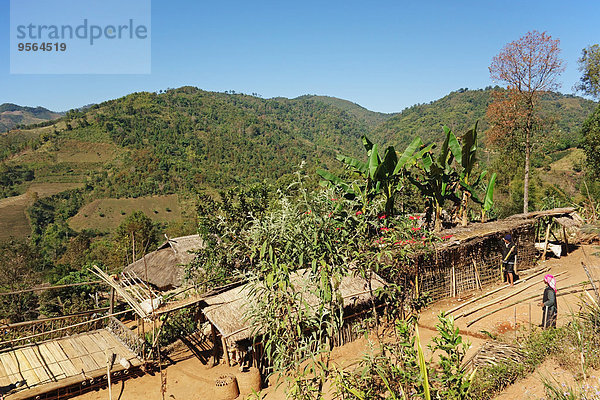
[71,245,600,400]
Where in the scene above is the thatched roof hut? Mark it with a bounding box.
[201,269,387,346]
[405,207,584,301]
[123,234,204,291]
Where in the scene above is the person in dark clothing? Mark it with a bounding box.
[501,234,516,286]
[539,274,557,328]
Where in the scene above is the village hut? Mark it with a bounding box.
[123,234,204,291]
[200,269,388,367]
[412,207,583,302]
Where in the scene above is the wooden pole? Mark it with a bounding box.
[452,266,456,297]
[109,288,115,315]
[446,267,550,314]
[563,226,569,255]
[472,259,482,290]
[0,308,131,347]
[211,323,219,366]
[456,271,568,319]
[542,219,552,261]
[0,281,104,296]
[529,302,532,330]
[466,280,600,327]
[221,336,230,366]
[106,353,113,400]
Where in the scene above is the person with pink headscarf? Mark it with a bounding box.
[538,274,557,328]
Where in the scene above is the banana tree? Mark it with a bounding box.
[445,123,486,226]
[317,136,380,214]
[410,127,462,232]
[317,136,430,216]
[446,122,499,226]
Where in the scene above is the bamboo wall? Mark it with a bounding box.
[418,223,537,302]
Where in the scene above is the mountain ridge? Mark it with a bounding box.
[0,103,62,133]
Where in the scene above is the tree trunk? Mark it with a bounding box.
[523,97,534,214]
[435,202,442,232]
[523,129,530,214]
[461,192,469,227]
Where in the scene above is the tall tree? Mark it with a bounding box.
[581,106,600,178]
[576,44,600,183]
[575,44,600,99]
[112,211,158,267]
[488,31,565,213]
[0,239,41,322]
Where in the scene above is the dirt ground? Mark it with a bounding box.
[72,245,600,400]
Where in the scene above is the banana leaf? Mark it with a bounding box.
[316,169,351,193]
[484,173,497,212]
[336,154,368,175]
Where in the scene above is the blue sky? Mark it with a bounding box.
[1,0,598,113]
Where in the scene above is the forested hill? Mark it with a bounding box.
[296,95,396,129]
[4,86,596,200]
[0,103,62,132]
[5,87,376,198]
[371,88,597,152]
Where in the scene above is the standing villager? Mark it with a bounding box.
[539,274,557,328]
[501,234,516,286]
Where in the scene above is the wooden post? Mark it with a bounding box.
[211,323,219,366]
[109,287,115,315]
[221,336,230,366]
[452,266,456,297]
[542,219,552,261]
[563,226,569,255]
[529,302,532,330]
[106,353,113,400]
[415,273,419,297]
[472,259,482,290]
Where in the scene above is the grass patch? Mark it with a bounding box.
[550,148,586,172]
[0,182,82,240]
[68,194,188,232]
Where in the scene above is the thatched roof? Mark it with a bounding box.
[437,207,583,248]
[123,234,204,290]
[505,207,577,220]
[201,269,387,345]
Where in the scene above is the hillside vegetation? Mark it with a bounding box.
[373,87,596,151]
[0,86,595,238]
[0,103,61,133]
[296,94,396,129]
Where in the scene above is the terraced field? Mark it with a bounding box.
[0,182,82,240]
[68,194,190,232]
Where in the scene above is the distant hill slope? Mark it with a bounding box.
[3,87,375,199]
[0,86,596,238]
[2,87,595,201]
[297,95,395,129]
[0,103,62,132]
[371,88,597,151]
